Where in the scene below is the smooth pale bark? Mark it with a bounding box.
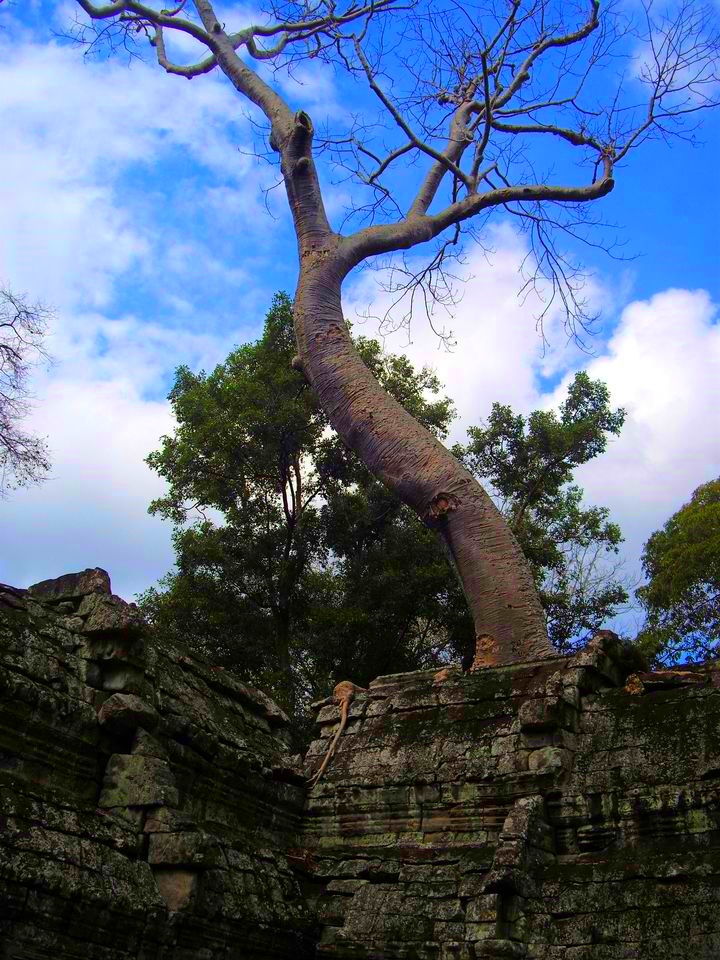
[273,112,556,664]
[293,248,553,665]
[274,118,557,663]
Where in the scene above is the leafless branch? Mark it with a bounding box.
[0,289,53,496]
[70,0,720,337]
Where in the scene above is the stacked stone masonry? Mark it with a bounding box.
[2,571,720,958]
[0,571,314,959]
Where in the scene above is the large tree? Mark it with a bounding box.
[636,478,720,666]
[144,295,628,717]
[72,0,719,665]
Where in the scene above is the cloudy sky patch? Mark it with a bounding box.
[0,7,718,634]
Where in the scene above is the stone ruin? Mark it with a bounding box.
[2,569,720,958]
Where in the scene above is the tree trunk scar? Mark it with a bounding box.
[425,492,460,523]
[290,355,308,381]
[292,110,313,142]
[470,633,499,669]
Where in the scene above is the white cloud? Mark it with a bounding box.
[347,234,720,634]
[273,58,344,121]
[573,288,720,565]
[0,39,270,311]
[0,301,251,598]
[0,375,174,599]
[345,223,593,440]
[0,36,269,597]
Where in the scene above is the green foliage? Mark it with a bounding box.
[455,373,628,651]
[636,478,720,665]
[312,478,472,689]
[143,294,324,707]
[142,295,627,728]
[141,293,460,721]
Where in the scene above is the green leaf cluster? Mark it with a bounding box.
[636,478,720,665]
[455,372,628,651]
[141,294,628,732]
[140,293,463,725]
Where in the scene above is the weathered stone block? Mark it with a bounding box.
[27,568,111,601]
[518,696,576,732]
[154,868,197,911]
[99,753,178,808]
[132,726,169,760]
[527,746,570,773]
[97,692,159,734]
[148,831,219,868]
[144,806,197,834]
[101,660,150,695]
[78,592,145,635]
[479,939,528,957]
[326,878,368,894]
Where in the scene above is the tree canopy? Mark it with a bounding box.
[143,294,628,726]
[636,478,720,666]
[142,293,461,718]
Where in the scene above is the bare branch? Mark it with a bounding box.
[76,0,213,45]
[354,38,475,195]
[151,24,217,76]
[71,0,720,330]
[348,154,615,263]
[0,289,53,497]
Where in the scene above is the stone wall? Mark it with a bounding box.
[0,570,315,959]
[301,637,720,959]
[2,570,720,959]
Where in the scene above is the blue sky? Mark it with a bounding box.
[1,1,718,639]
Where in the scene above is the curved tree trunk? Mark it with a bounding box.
[293,248,553,666]
[76,0,619,667]
[268,106,552,666]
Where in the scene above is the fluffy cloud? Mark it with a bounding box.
[0,37,270,597]
[574,288,720,566]
[0,38,277,312]
[1,29,718,634]
[0,299,257,597]
[0,377,173,597]
[348,240,720,632]
[345,223,596,439]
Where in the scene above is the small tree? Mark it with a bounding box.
[456,373,628,651]
[636,478,720,666]
[71,0,720,664]
[0,288,52,497]
[142,293,456,712]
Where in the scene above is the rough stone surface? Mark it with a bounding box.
[27,567,111,600]
[0,574,314,959]
[3,575,720,958]
[97,692,159,734]
[77,591,145,636]
[301,635,720,959]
